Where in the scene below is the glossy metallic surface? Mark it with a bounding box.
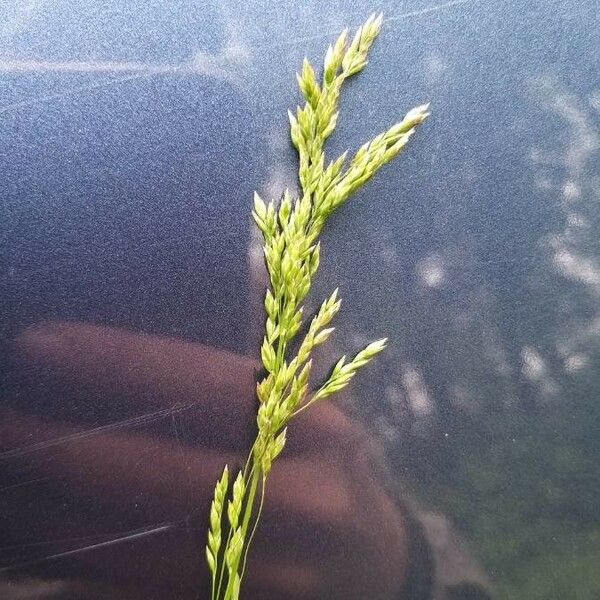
[1,1,599,599]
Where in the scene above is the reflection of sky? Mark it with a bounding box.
[1,0,598,411]
[1,0,598,418]
[0,2,258,351]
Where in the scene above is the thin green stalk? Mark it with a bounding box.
[215,532,228,600]
[215,447,259,600]
[240,476,266,581]
[223,466,261,600]
[240,466,261,541]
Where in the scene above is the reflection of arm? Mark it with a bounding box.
[2,321,411,600]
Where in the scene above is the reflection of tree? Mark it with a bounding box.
[322,73,599,442]
[532,75,600,381]
[309,74,600,598]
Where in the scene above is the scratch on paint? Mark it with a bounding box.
[0,404,198,461]
[0,523,177,572]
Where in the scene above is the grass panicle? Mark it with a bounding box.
[206,13,429,600]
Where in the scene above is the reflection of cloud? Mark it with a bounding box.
[562,180,581,201]
[220,10,252,63]
[564,354,588,373]
[553,249,600,290]
[532,76,599,175]
[565,213,589,229]
[531,76,600,313]
[422,52,449,86]
[402,365,433,416]
[521,346,559,399]
[521,346,545,381]
[556,317,600,374]
[417,254,445,288]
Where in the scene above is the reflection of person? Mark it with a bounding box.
[0,321,492,600]
[1,321,406,599]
